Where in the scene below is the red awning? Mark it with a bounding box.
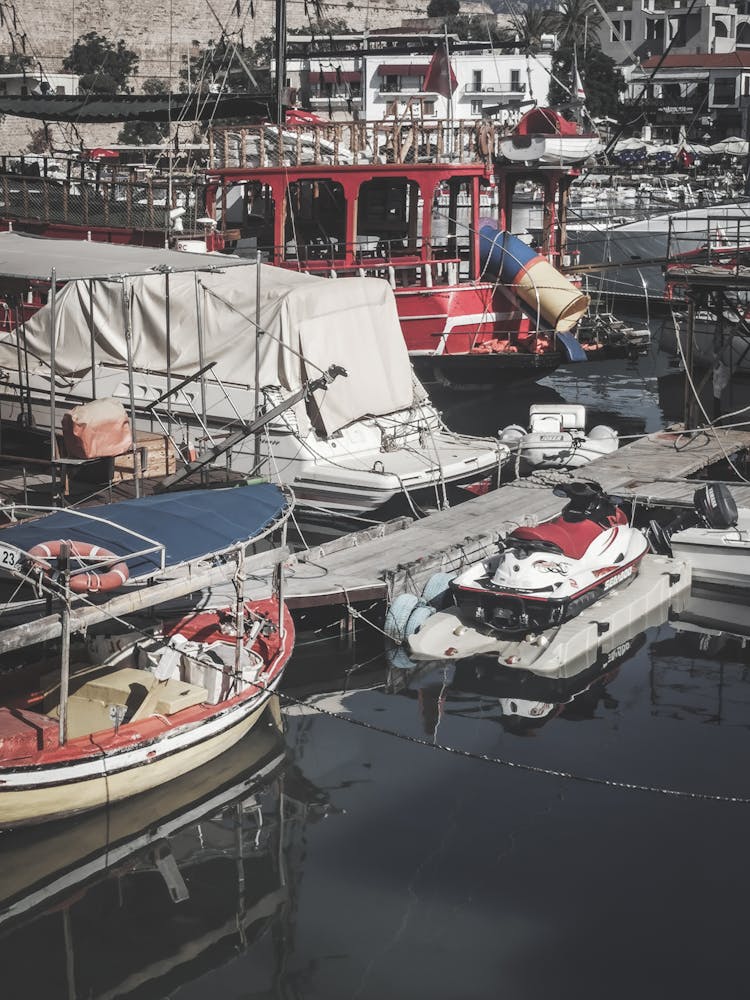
[376,63,430,77]
[318,70,362,83]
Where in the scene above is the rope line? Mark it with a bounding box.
[277,685,750,806]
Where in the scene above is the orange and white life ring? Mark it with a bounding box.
[28,540,130,594]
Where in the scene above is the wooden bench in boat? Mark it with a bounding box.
[50,667,209,740]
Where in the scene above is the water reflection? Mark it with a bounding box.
[0,709,326,999]
[649,585,750,728]
[387,634,645,738]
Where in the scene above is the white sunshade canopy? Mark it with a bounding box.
[0,237,415,436]
[709,137,749,156]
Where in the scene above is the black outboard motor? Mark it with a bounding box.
[694,483,738,529]
[647,483,738,556]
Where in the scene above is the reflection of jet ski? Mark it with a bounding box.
[391,634,644,736]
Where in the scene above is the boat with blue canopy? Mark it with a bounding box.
[0,481,290,583]
[0,481,295,829]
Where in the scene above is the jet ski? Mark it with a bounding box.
[447,480,649,634]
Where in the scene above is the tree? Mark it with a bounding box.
[552,0,603,49]
[0,52,33,74]
[27,125,52,154]
[62,32,138,93]
[512,8,555,52]
[179,37,271,94]
[117,78,169,145]
[427,0,461,17]
[548,45,625,119]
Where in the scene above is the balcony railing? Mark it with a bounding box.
[463,82,525,95]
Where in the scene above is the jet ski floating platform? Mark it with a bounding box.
[407,555,692,676]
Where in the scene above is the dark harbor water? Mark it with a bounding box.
[2,325,750,999]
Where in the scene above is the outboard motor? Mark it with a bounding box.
[647,483,738,556]
[694,483,738,529]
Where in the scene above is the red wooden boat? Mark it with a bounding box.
[0,116,589,385]
[0,596,293,828]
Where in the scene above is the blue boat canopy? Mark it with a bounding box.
[0,483,288,579]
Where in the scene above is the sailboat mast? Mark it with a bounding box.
[275,0,287,124]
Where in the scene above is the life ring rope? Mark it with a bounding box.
[28,540,130,594]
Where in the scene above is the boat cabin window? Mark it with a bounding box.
[430,178,472,274]
[357,178,420,257]
[218,181,276,257]
[284,179,346,262]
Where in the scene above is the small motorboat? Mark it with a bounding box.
[648,483,750,589]
[499,404,618,473]
[498,108,600,165]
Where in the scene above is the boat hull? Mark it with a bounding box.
[670,513,750,588]
[0,692,277,828]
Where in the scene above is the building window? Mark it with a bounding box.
[423,99,436,115]
[384,74,399,93]
[472,69,482,91]
[471,99,483,115]
[713,78,736,105]
[610,19,620,42]
[622,19,632,41]
[510,69,520,90]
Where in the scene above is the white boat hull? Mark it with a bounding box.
[0,692,277,827]
[499,135,600,165]
[670,510,750,588]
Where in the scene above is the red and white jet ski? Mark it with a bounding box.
[450,481,649,633]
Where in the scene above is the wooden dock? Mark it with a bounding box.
[274,425,750,610]
[3,425,749,650]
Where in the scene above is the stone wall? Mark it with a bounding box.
[1,0,431,85]
[0,0,438,151]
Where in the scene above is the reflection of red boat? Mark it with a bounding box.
[0,114,589,386]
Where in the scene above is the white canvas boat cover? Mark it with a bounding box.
[0,245,414,435]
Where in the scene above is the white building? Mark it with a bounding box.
[286,45,552,124]
[0,72,78,97]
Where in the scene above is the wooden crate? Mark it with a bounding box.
[112,431,176,482]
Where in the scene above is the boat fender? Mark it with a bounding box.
[475,121,495,159]
[28,540,130,594]
[420,572,455,610]
[587,425,618,442]
[404,603,435,637]
[384,593,422,641]
[498,424,526,447]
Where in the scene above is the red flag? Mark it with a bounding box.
[423,45,458,98]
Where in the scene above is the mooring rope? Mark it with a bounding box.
[277,685,750,806]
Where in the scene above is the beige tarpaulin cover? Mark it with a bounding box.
[0,262,415,436]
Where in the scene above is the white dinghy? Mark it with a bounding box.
[499,404,618,474]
